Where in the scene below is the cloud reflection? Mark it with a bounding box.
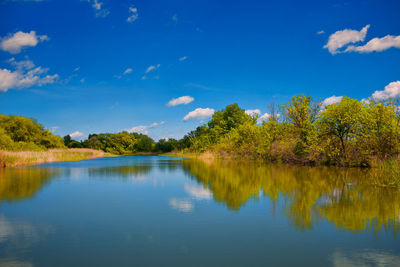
[184,183,212,200]
[0,259,33,267]
[331,249,400,267]
[168,198,194,213]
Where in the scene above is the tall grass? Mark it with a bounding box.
[0,148,106,168]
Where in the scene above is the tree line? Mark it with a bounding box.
[182,96,400,167]
[63,132,185,154]
[2,94,400,166]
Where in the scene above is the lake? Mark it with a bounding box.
[0,156,399,266]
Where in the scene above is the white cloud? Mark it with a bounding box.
[0,59,58,93]
[245,109,261,116]
[179,56,187,61]
[0,31,49,54]
[168,198,194,213]
[73,67,80,72]
[167,96,194,107]
[324,25,370,54]
[70,131,84,138]
[7,57,35,70]
[257,113,270,124]
[361,98,370,104]
[184,184,212,200]
[127,121,165,135]
[145,64,160,73]
[87,0,109,18]
[317,30,325,35]
[127,6,138,23]
[183,108,215,121]
[123,68,133,75]
[184,83,210,90]
[91,0,101,10]
[371,81,400,101]
[321,95,343,108]
[345,35,400,53]
[115,68,133,79]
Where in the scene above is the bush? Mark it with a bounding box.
[0,114,65,151]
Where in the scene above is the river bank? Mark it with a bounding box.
[0,148,111,168]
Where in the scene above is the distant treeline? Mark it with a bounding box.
[0,114,185,154]
[64,132,188,154]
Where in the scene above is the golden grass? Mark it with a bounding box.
[0,148,108,168]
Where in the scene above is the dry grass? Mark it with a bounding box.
[0,148,108,168]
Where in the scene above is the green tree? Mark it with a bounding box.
[282,95,320,159]
[317,97,364,162]
[64,135,72,147]
[361,99,400,159]
[208,103,254,138]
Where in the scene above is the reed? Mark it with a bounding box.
[0,148,107,168]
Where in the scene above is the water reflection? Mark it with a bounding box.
[1,158,399,236]
[0,168,59,203]
[0,159,183,203]
[0,215,54,248]
[168,198,194,213]
[0,214,54,267]
[331,249,400,267]
[87,165,152,180]
[182,159,400,234]
[184,183,212,200]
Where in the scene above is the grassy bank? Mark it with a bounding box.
[0,148,109,168]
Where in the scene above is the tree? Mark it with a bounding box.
[318,97,364,157]
[283,95,319,130]
[282,95,320,159]
[0,114,65,151]
[64,135,72,147]
[208,103,254,138]
[361,99,400,159]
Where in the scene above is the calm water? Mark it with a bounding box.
[0,156,399,266]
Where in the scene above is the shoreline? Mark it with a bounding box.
[0,149,114,168]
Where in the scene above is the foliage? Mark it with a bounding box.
[3,94,400,167]
[0,114,65,151]
[183,96,400,167]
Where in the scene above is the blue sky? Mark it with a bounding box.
[0,0,399,140]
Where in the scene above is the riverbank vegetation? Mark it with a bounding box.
[0,149,106,167]
[0,115,105,167]
[2,94,400,171]
[0,114,65,151]
[179,96,400,168]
